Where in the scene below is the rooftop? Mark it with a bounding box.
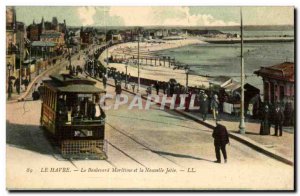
[43,74,105,94]
[40,31,63,38]
[209,76,232,86]
[254,62,294,82]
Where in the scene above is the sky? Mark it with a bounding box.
[15,6,294,27]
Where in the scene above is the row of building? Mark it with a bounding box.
[6,6,69,79]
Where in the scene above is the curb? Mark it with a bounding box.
[86,73,294,166]
[174,110,293,166]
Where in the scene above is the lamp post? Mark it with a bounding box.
[7,63,12,99]
[239,7,246,134]
[185,65,190,92]
[137,32,140,93]
[68,37,72,69]
[29,43,31,82]
[18,31,23,95]
[125,62,128,89]
[104,7,109,66]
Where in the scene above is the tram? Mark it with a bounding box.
[41,73,107,159]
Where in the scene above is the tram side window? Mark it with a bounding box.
[57,95,68,123]
[54,94,57,111]
[44,88,49,106]
[49,91,53,109]
[47,89,50,106]
[51,92,56,110]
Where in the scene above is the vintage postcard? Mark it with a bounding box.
[6,5,295,190]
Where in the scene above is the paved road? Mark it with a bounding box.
[6,49,294,190]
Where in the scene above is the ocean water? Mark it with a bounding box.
[222,30,294,37]
[157,40,294,91]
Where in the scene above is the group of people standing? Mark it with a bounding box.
[8,77,30,95]
[198,90,220,121]
[260,103,286,136]
[67,64,83,76]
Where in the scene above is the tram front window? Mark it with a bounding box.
[71,94,105,122]
[57,93,105,124]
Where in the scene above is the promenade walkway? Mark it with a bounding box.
[90,73,294,165]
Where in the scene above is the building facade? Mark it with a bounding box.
[80,27,94,46]
[40,30,65,48]
[254,62,294,104]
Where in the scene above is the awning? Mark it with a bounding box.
[223,81,241,92]
[31,41,56,47]
[57,84,106,94]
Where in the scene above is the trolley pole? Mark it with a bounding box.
[68,42,71,67]
[185,66,189,92]
[105,7,109,67]
[125,63,128,89]
[19,32,22,95]
[137,33,140,93]
[239,7,246,134]
[29,43,31,82]
[8,63,12,99]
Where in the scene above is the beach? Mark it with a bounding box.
[99,38,210,88]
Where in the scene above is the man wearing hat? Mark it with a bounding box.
[272,103,285,136]
[211,94,220,120]
[212,120,230,163]
[199,91,209,121]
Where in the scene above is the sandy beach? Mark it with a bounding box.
[99,38,210,88]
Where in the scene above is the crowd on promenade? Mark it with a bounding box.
[85,55,294,135]
[81,41,294,138]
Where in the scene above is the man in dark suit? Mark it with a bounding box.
[273,103,285,136]
[212,120,230,163]
[89,95,106,120]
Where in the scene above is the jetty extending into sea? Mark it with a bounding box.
[204,36,294,44]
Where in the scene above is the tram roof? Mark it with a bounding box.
[44,74,106,93]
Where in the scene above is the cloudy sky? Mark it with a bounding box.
[15,6,294,27]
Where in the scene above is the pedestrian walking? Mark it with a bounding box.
[131,83,136,93]
[102,73,107,89]
[37,82,45,100]
[259,104,271,135]
[146,85,153,95]
[162,82,167,94]
[272,103,284,136]
[284,100,293,126]
[166,82,170,96]
[211,94,219,120]
[114,78,118,86]
[199,92,209,121]
[8,79,13,94]
[14,77,21,94]
[212,120,230,163]
[185,91,192,111]
[128,73,131,83]
[170,83,174,96]
[155,81,160,95]
[115,82,122,95]
[23,77,29,91]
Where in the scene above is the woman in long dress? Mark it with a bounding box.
[260,104,270,135]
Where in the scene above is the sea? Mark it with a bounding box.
[156,30,294,92]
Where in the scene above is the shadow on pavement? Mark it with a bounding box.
[149,149,214,163]
[6,120,59,155]
[231,130,261,136]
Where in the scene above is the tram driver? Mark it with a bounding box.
[89,95,106,120]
